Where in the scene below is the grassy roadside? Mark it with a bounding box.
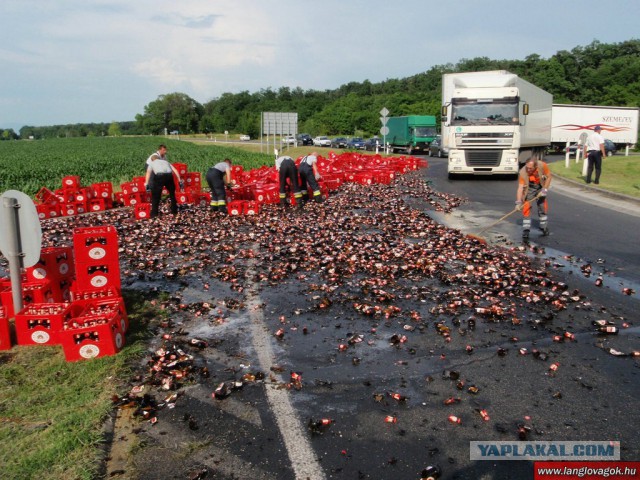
[0,291,161,480]
[547,153,640,198]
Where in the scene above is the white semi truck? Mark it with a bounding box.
[551,104,639,154]
[442,71,553,178]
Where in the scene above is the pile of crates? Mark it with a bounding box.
[132,163,211,220]
[35,176,116,219]
[0,225,128,362]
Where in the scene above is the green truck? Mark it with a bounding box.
[383,115,437,154]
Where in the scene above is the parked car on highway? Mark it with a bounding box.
[297,133,313,146]
[363,138,382,152]
[566,139,617,156]
[281,135,296,145]
[313,136,331,147]
[330,137,348,149]
[428,135,449,157]
[604,139,617,156]
[239,134,250,141]
[347,137,365,149]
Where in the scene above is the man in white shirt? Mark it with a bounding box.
[582,126,606,184]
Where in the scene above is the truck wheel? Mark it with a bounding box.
[438,149,443,158]
[406,146,412,155]
[428,149,432,157]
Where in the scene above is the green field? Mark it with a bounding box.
[0,137,275,197]
[548,153,640,198]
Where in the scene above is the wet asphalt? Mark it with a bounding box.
[98,165,640,480]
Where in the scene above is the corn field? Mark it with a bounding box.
[0,137,273,196]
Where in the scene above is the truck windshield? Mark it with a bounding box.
[414,127,437,137]
[451,98,519,126]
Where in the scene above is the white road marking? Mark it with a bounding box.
[245,264,326,480]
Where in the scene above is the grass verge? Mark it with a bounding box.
[547,154,640,198]
[0,290,161,480]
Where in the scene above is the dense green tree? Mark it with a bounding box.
[108,122,122,137]
[13,39,640,140]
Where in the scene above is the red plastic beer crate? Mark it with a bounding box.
[254,184,279,204]
[193,193,211,207]
[74,200,88,214]
[113,191,124,206]
[176,192,193,205]
[60,202,79,217]
[35,187,59,206]
[244,201,260,215]
[228,200,245,216]
[134,203,151,220]
[184,172,201,188]
[62,175,81,189]
[73,226,119,264]
[355,173,374,185]
[69,286,120,303]
[61,313,125,361]
[14,302,78,346]
[123,192,145,207]
[121,182,144,196]
[0,312,10,351]
[89,198,109,212]
[24,246,74,283]
[173,163,188,176]
[36,204,57,220]
[74,187,94,202]
[22,279,55,304]
[74,297,128,333]
[55,189,76,204]
[91,182,113,200]
[74,263,121,292]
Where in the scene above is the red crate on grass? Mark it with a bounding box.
[61,313,125,361]
[173,163,188,176]
[75,263,121,292]
[74,188,94,203]
[35,187,59,206]
[73,226,118,263]
[74,297,128,333]
[0,311,10,351]
[14,302,79,346]
[227,200,245,216]
[62,175,81,189]
[184,172,201,189]
[25,246,74,283]
[134,203,151,220]
[113,191,124,206]
[36,204,57,220]
[60,202,78,217]
[121,182,143,195]
[91,182,113,200]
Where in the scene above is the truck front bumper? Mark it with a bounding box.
[447,149,519,175]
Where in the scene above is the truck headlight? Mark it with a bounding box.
[449,155,462,164]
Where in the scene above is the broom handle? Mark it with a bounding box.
[475,191,545,236]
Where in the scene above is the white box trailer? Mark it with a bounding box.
[442,71,552,177]
[551,104,639,152]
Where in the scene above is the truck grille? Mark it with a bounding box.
[465,150,501,167]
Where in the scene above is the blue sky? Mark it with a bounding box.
[1,0,638,131]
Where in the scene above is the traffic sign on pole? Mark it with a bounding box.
[379,107,390,152]
[0,190,43,315]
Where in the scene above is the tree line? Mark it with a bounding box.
[10,39,640,141]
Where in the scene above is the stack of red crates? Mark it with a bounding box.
[64,225,125,361]
[72,226,121,295]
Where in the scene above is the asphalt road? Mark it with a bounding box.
[107,163,639,480]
